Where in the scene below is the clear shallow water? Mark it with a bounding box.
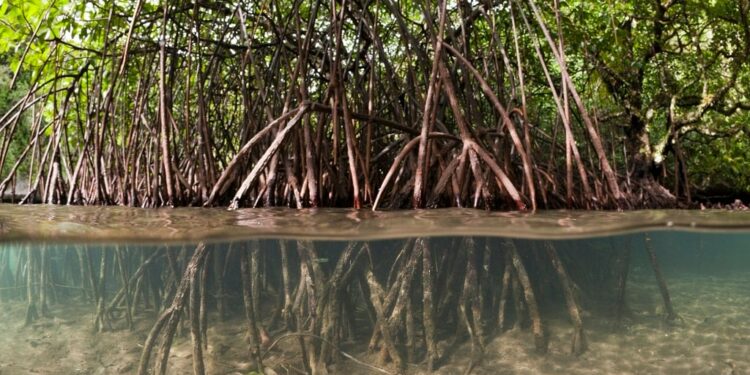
[0,206,749,374]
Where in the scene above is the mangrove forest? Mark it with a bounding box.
[2,1,750,374]
[1,0,748,210]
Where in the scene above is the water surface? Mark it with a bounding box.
[1,205,750,242]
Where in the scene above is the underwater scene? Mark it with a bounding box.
[0,208,749,375]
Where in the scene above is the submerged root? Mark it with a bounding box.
[644,235,679,323]
[507,240,548,354]
[570,326,588,356]
[137,242,208,375]
[545,242,588,356]
[0,235,700,373]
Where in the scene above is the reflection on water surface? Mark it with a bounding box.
[1,204,750,242]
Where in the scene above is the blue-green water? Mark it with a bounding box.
[0,208,749,374]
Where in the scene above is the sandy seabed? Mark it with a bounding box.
[0,270,747,375]
[435,270,750,375]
